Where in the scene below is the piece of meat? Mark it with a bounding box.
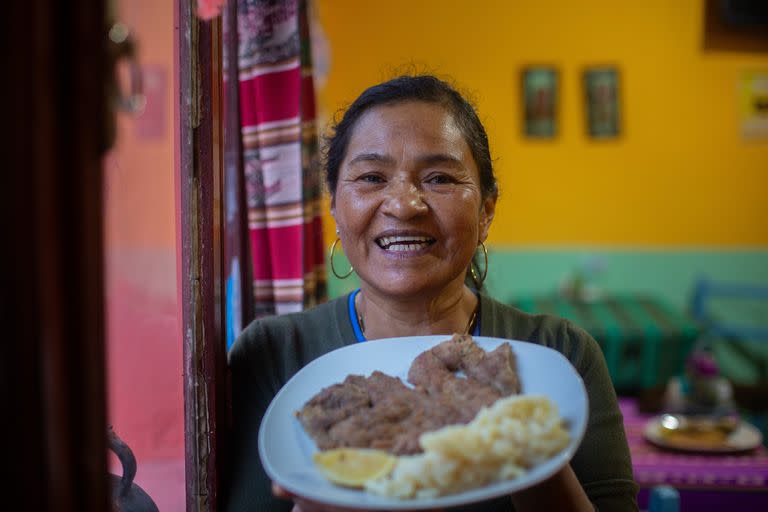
[408,334,520,398]
[430,332,486,369]
[296,375,372,449]
[407,348,502,415]
[465,342,521,396]
[296,335,521,455]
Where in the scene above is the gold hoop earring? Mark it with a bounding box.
[470,241,489,286]
[329,238,354,279]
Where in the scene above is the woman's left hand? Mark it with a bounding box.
[272,483,444,512]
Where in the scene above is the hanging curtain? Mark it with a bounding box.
[224,0,326,349]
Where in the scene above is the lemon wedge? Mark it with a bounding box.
[313,448,397,488]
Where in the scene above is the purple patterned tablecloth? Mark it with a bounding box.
[620,398,768,511]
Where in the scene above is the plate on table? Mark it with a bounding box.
[258,335,589,510]
[644,415,763,453]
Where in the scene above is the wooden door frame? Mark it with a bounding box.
[4,1,232,510]
[3,1,110,511]
[176,1,229,510]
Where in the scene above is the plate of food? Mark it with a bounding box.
[644,413,763,453]
[258,334,589,510]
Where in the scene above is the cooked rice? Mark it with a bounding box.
[364,395,569,499]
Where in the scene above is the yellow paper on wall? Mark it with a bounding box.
[740,71,768,140]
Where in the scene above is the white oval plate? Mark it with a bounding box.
[644,417,763,453]
[258,336,589,510]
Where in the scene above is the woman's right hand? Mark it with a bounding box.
[272,483,444,512]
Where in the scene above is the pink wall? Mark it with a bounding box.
[103,1,184,509]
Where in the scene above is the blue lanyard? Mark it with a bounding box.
[347,288,480,343]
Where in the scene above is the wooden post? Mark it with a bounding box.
[2,1,110,511]
[177,1,228,510]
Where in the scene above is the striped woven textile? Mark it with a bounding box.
[236,0,326,320]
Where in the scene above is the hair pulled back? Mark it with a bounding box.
[324,75,497,201]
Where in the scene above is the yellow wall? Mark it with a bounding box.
[314,0,768,247]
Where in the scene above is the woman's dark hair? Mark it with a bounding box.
[324,74,497,201]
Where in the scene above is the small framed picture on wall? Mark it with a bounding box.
[522,67,558,138]
[584,67,621,138]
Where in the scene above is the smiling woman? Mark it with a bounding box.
[331,100,496,337]
[324,76,497,341]
[225,75,639,512]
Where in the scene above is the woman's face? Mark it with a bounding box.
[331,101,496,299]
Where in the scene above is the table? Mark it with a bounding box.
[512,295,699,394]
[620,398,768,511]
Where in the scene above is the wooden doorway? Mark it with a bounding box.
[3,2,111,511]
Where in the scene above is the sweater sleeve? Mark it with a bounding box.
[558,322,639,511]
[225,321,293,512]
[481,297,638,511]
[223,298,350,511]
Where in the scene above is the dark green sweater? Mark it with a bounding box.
[225,293,639,511]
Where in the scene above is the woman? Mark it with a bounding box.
[226,75,638,511]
